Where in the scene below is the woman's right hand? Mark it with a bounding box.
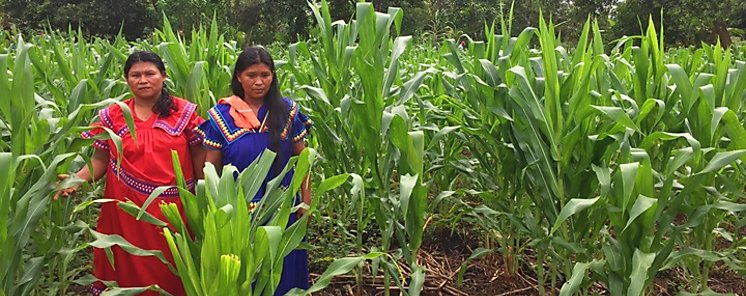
[54,149,108,200]
[54,174,80,200]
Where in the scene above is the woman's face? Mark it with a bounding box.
[237,63,273,102]
[126,61,166,101]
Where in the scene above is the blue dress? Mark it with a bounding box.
[196,97,313,295]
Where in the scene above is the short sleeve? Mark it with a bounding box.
[195,117,226,150]
[290,108,313,143]
[184,111,206,146]
[80,109,112,150]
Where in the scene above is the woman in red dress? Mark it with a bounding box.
[58,51,205,295]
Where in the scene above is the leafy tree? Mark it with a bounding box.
[566,0,619,37]
[0,0,159,39]
[232,0,310,45]
[423,0,574,42]
[612,0,746,46]
[155,0,234,33]
[427,0,502,38]
[322,0,429,36]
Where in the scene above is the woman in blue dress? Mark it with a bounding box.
[195,46,312,295]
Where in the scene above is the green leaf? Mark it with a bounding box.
[627,249,655,296]
[716,108,746,154]
[408,264,426,296]
[623,195,657,232]
[399,174,418,219]
[315,173,349,195]
[117,201,168,227]
[291,148,314,195]
[89,229,173,269]
[697,150,746,175]
[101,285,173,296]
[620,162,639,210]
[592,106,641,134]
[559,261,593,296]
[287,253,385,295]
[239,149,276,201]
[677,289,736,296]
[551,197,600,235]
[135,186,171,220]
[457,248,497,285]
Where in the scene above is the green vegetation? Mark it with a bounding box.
[1,0,745,295]
[1,0,745,46]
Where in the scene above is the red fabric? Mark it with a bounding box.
[86,97,203,296]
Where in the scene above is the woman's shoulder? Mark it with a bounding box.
[170,96,199,117]
[97,98,134,128]
[102,97,132,112]
[206,99,232,118]
[171,96,197,110]
[281,97,298,107]
[284,97,311,123]
[153,96,199,136]
[281,97,301,114]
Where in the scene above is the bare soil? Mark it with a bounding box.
[312,227,746,296]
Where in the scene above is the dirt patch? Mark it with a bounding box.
[311,226,746,296]
[311,227,544,296]
[709,267,746,295]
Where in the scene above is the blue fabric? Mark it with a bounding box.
[197,97,312,201]
[276,212,310,295]
[197,97,312,295]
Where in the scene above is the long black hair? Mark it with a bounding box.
[124,51,176,117]
[231,47,289,157]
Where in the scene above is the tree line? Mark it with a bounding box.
[1,0,745,47]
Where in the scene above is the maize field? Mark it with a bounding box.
[1,0,745,295]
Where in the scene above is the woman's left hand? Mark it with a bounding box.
[297,206,312,225]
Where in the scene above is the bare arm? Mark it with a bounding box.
[76,148,109,182]
[190,144,206,179]
[55,148,109,199]
[293,141,311,215]
[204,149,223,175]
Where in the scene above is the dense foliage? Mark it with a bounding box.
[0,1,745,295]
[1,0,745,46]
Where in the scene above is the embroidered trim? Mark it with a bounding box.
[91,285,105,296]
[93,140,109,150]
[209,107,252,142]
[193,126,207,138]
[204,138,224,149]
[187,134,202,145]
[153,102,197,136]
[209,100,300,143]
[194,125,223,149]
[116,126,129,137]
[280,101,298,140]
[81,131,95,139]
[82,131,110,150]
[292,129,307,142]
[109,159,194,197]
[249,202,258,213]
[99,108,114,129]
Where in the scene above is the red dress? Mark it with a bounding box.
[82,97,203,296]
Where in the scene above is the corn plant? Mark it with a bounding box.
[434,9,746,294]
[152,15,236,116]
[159,149,312,296]
[109,148,379,296]
[0,34,136,295]
[287,1,431,295]
[3,5,746,295]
